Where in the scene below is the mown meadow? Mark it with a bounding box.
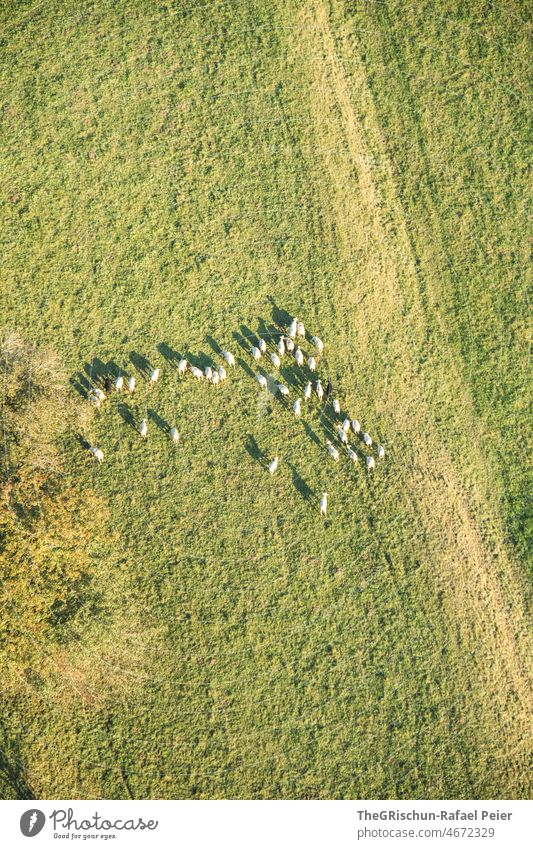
[0,0,531,798]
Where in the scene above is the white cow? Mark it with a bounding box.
[223,351,235,367]
[127,376,135,393]
[256,373,267,389]
[342,418,351,433]
[277,338,285,357]
[139,419,148,438]
[258,338,267,354]
[278,384,290,397]
[269,456,279,475]
[178,359,187,375]
[115,375,123,391]
[89,446,104,463]
[320,491,328,517]
[333,399,340,415]
[271,352,281,368]
[289,318,298,339]
[366,455,375,471]
[351,419,360,434]
[304,381,312,400]
[362,432,372,447]
[191,366,203,380]
[219,366,227,382]
[316,380,324,401]
[294,347,304,367]
[377,444,385,460]
[170,427,180,444]
[150,368,160,386]
[251,346,261,361]
[293,398,301,417]
[297,320,305,338]
[311,336,324,354]
[204,365,213,382]
[308,356,316,372]
[347,446,358,463]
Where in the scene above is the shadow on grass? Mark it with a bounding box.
[303,420,323,449]
[74,433,91,452]
[83,357,109,386]
[129,351,153,377]
[70,372,91,399]
[157,342,184,369]
[267,296,291,331]
[117,403,136,431]
[0,725,36,799]
[244,434,268,469]
[257,315,281,341]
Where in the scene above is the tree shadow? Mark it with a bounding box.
[129,351,152,377]
[148,408,170,435]
[117,403,136,431]
[287,463,315,505]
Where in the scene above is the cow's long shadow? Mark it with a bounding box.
[84,357,109,386]
[157,342,184,369]
[238,356,257,379]
[130,351,152,377]
[117,403,136,431]
[148,408,170,435]
[244,434,267,469]
[0,725,36,799]
[257,315,281,340]
[70,371,91,399]
[205,335,222,356]
[74,433,91,452]
[303,420,323,449]
[186,349,214,370]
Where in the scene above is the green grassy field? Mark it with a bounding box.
[1,0,531,799]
